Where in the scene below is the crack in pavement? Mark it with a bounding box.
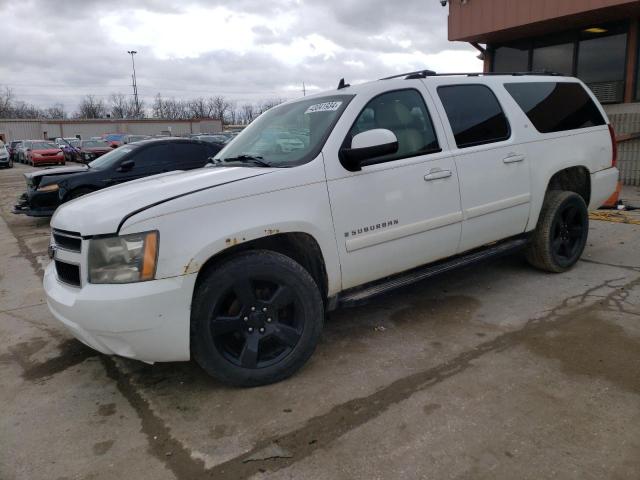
[100,273,640,480]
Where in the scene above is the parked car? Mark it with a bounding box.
[56,138,81,162]
[18,140,65,166]
[8,140,22,163]
[70,139,114,164]
[191,134,228,146]
[102,133,151,147]
[13,138,222,217]
[43,73,618,386]
[0,142,12,168]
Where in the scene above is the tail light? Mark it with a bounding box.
[608,124,618,168]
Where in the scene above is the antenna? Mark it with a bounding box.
[337,78,350,90]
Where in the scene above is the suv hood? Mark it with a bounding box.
[52,167,276,236]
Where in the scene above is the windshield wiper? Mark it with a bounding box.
[219,155,272,168]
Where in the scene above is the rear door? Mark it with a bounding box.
[169,142,211,170]
[431,82,531,252]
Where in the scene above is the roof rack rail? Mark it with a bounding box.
[380,69,436,80]
[380,70,564,81]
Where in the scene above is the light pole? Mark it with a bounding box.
[127,50,140,117]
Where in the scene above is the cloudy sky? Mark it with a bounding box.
[1,0,481,113]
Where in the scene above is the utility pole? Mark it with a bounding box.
[302,81,306,97]
[127,50,140,118]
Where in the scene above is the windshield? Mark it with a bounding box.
[82,140,110,148]
[105,134,125,142]
[31,142,59,150]
[88,145,134,169]
[215,95,353,167]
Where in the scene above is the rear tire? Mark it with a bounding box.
[526,191,589,273]
[191,250,324,387]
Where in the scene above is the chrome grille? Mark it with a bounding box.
[52,229,82,253]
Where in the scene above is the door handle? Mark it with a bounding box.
[503,154,525,164]
[424,169,452,181]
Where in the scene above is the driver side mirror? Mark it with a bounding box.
[339,129,398,172]
[117,159,135,172]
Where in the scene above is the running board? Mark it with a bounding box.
[337,237,529,308]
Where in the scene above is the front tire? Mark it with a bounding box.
[526,191,589,273]
[191,250,324,387]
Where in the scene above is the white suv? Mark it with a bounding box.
[44,72,619,386]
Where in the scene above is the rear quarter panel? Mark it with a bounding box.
[492,77,614,230]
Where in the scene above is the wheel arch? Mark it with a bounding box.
[546,166,591,206]
[193,232,330,304]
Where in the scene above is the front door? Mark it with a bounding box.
[324,85,463,290]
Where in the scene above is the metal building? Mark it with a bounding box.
[0,118,222,144]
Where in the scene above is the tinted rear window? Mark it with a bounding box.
[504,82,606,133]
[437,85,510,148]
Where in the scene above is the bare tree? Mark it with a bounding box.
[187,97,213,118]
[257,98,286,115]
[43,104,65,119]
[109,93,131,119]
[0,87,13,118]
[75,95,107,119]
[224,100,237,125]
[207,96,231,123]
[152,93,188,119]
[239,103,256,124]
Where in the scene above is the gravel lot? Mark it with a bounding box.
[1,163,639,480]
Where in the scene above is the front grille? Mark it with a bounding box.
[53,229,82,252]
[55,260,81,287]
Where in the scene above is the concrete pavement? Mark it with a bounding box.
[1,163,639,480]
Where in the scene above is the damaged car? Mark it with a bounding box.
[13,137,222,217]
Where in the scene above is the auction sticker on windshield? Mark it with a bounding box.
[305,101,343,114]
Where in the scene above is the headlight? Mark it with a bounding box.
[38,184,59,192]
[88,231,159,284]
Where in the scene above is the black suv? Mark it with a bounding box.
[13,138,223,217]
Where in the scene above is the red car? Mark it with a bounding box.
[20,140,65,166]
[71,139,114,164]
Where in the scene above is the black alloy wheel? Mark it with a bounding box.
[526,190,589,273]
[191,250,324,387]
[211,277,303,369]
[550,202,586,266]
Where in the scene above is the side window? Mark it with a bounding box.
[504,82,606,133]
[172,143,208,169]
[345,89,440,165]
[438,85,510,148]
[130,144,173,171]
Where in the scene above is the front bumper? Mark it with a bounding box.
[12,190,58,216]
[33,156,65,166]
[44,262,196,362]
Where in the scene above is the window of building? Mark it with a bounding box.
[493,43,530,73]
[578,31,627,103]
[504,82,606,133]
[532,42,574,75]
[345,89,440,165]
[437,85,510,148]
